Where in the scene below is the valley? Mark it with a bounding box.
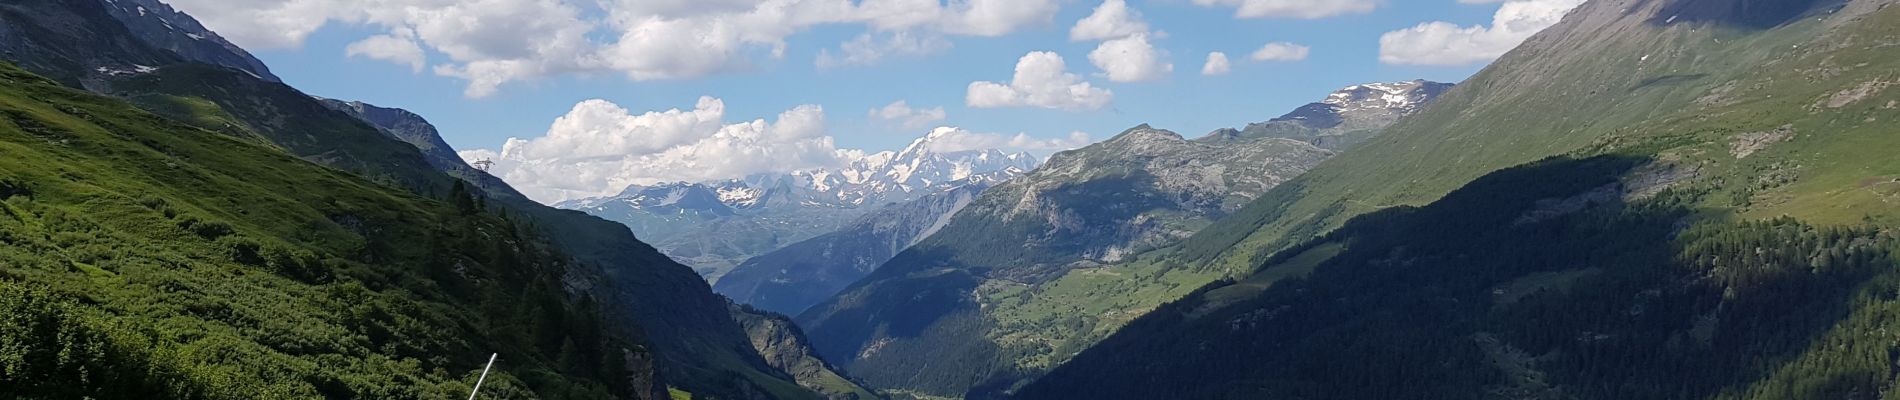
[3,0,1899,399]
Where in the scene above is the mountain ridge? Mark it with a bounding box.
[559,130,1039,282]
[795,79,1451,397]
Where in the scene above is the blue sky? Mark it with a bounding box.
[167,0,1581,202]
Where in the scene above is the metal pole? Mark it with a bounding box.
[468,353,497,400]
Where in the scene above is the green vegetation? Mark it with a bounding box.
[1172,0,1872,273]
[0,63,640,398]
[1024,2,1900,398]
[1023,154,1900,399]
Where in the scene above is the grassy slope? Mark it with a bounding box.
[1022,1,1900,398]
[92,63,815,399]
[1174,0,1858,273]
[0,63,639,398]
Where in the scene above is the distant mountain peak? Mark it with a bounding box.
[1271,80,1454,130]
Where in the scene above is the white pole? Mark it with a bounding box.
[468,353,497,400]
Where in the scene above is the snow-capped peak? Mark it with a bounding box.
[1323,80,1443,112]
[569,129,1042,212]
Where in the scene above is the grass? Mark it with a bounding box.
[0,62,636,398]
[1188,241,1343,319]
[984,252,1224,371]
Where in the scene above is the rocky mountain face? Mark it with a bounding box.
[0,1,839,398]
[96,0,278,82]
[729,305,880,400]
[795,81,1448,397]
[716,182,991,316]
[1215,79,1456,150]
[0,0,273,89]
[1025,0,1900,398]
[317,99,471,173]
[560,130,1038,282]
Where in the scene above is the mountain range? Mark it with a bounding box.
[794,79,1452,397]
[559,130,1038,281]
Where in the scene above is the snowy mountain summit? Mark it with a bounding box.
[557,128,1041,281]
[1272,79,1455,131]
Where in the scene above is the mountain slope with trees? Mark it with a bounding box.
[0,0,840,398]
[1023,0,1900,397]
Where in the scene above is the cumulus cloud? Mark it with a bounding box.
[1202,51,1232,75]
[870,101,948,130]
[967,51,1114,111]
[461,97,845,203]
[1379,0,1584,66]
[1068,1,1170,83]
[1191,0,1378,19]
[940,0,1063,37]
[1088,33,1172,82]
[1070,0,1149,41]
[1250,42,1310,61]
[345,29,426,72]
[921,127,1092,153]
[164,0,1064,97]
[816,32,952,69]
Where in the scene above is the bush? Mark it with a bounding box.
[0,179,29,199]
[176,216,234,240]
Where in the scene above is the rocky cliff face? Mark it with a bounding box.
[0,0,274,90]
[96,0,278,82]
[730,304,879,400]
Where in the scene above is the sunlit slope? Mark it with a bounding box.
[1179,0,1899,272]
[0,62,649,398]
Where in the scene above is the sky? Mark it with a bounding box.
[161,0,1585,203]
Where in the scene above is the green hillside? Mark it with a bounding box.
[1023,0,1900,398]
[0,62,643,398]
[1176,0,1900,273]
[92,61,813,399]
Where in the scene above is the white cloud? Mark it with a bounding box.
[1190,0,1378,19]
[163,0,1065,98]
[920,127,1092,153]
[463,97,846,203]
[941,0,1063,37]
[967,51,1114,111]
[1379,0,1584,66]
[1250,42,1310,61]
[1202,52,1232,75]
[870,101,948,130]
[1070,0,1149,41]
[816,32,952,69]
[345,29,426,72]
[1088,33,1172,82]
